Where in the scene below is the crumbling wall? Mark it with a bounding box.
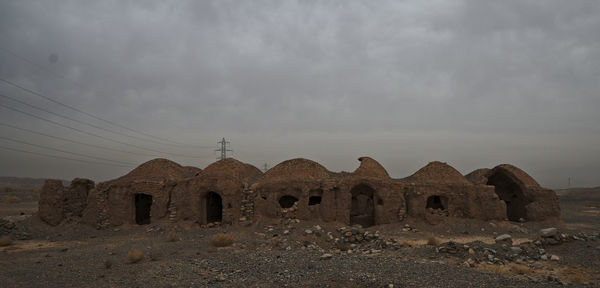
[58,157,562,229]
[253,179,339,222]
[404,183,506,223]
[39,178,95,226]
[170,174,244,225]
[484,164,561,221]
[39,180,65,226]
[336,179,406,226]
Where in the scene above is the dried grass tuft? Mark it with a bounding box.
[125,250,144,264]
[211,234,234,247]
[0,235,12,247]
[426,234,441,246]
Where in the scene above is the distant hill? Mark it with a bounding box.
[556,187,600,200]
[0,176,69,189]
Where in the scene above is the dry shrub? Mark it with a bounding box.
[478,264,510,277]
[509,264,532,275]
[478,263,531,278]
[398,240,413,248]
[2,196,21,204]
[426,234,441,246]
[0,235,12,246]
[125,250,144,264]
[148,252,160,262]
[336,241,350,251]
[211,234,234,247]
[268,239,280,250]
[103,260,112,269]
[167,233,178,242]
[562,267,591,285]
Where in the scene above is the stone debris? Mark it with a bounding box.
[494,234,512,244]
[540,227,558,238]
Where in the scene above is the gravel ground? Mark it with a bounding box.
[1,191,599,287]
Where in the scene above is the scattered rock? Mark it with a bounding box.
[540,228,558,238]
[495,234,512,244]
[320,253,333,260]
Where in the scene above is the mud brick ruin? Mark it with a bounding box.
[39,157,561,228]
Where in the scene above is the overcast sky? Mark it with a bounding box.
[0,0,599,188]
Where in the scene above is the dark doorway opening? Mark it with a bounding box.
[350,184,375,227]
[426,195,447,210]
[279,195,298,208]
[135,193,152,225]
[309,196,322,206]
[206,192,222,223]
[487,173,529,221]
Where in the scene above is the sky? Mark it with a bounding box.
[0,0,599,188]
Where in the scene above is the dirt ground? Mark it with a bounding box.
[0,188,599,287]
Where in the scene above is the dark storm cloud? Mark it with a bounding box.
[0,0,599,188]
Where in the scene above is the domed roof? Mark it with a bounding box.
[116,158,189,182]
[262,158,331,182]
[488,164,540,187]
[182,166,202,178]
[352,157,390,179]
[407,161,470,184]
[202,158,263,183]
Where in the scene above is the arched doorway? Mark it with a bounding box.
[350,184,375,227]
[135,193,152,225]
[206,192,222,223]
[487,173,529,221]
[279,195,298,208]
[426,195,447,210]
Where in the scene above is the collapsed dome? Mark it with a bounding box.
[262,158,331,182]
[116,158,191,182]
[202,158,263,183]
[465,168,491,185]
[406,161,470,184]
[487,164,540,188]
[352,157,390,179]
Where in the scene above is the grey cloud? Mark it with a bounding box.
[0,0,599,188]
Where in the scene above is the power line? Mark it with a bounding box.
[0,144,134,167]
[0,135,137,166]
[0,77,211,148]
[0,102,211,158]
[0,92,195,147]
[0,44,84,89]
[0,122,166,158]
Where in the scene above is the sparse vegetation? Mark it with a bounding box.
[426,234,441,246]
[335,241,350,251]
[562,266,591,285]
[125,250,144,264]
[167,233,178,242]
[268,238,280,250]
[148,252,160,262]
[2,195,21,204]
[211,233,234,247]
[477,263,532,277]
[398,240,413,247]
[0,235,12,246]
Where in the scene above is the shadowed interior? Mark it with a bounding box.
[135,193,152,225]
[206,191,222,223]
[350,183,375,227]
[487,173,530,221]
